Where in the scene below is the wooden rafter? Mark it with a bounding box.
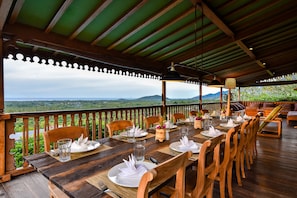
[0,0,14,30]
[91,0,148,46]
[107,0,183,50]
[45,0,73,33]
[69,0,112,40]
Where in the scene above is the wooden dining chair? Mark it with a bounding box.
[43,126,88,152]
[185,134,225,198]
[189,110,198,117]
[144,115,161,130]
[200,109,209,115]
[215,125,240,198]
[245,115,260,169]
[234,120,251,186]
[137,151,192,198]
[106,120,134,137]
[257,105,282,138]
[172,113,186,124]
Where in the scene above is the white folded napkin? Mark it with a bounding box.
[71,134,88,151]
[236,115,243,122]
[178,136,198,151]
[211,110,216,116]
[208,126,221,136]
[116,154,148,186]
[243,114,251,120]
[165,120,173,128]
[227,119,234,127]
[129,125,143,136]
[185,118,191,122]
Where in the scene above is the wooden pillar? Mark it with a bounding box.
[0,38,3,113]
[161,81,166,117]
[199,82,202,110]
[238,87,241,101]
[220,87,223,109]
[226,88,231,116]
[0,114,11,182]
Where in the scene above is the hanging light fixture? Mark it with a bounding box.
[161,62,184,81]
[208,75,224,87]
[225,78,236,89]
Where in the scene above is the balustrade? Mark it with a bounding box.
[0,102,223,182]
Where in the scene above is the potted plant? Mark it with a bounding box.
[155,115,166,142]
[194,112,203,129]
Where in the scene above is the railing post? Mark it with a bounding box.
[0,114,12,182]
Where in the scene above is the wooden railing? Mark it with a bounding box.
[0,102,223,182]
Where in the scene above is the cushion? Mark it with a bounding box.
[258,105,282,132]
[263,102,275,108]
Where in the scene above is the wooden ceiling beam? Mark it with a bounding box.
[3,23,164,74]
[0,0,14,30]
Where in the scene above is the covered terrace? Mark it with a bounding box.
[1,0,297,197]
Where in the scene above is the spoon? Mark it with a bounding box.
[149,156,159,165]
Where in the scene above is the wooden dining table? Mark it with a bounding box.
[24,119,230,198]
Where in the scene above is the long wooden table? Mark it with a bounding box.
[24,125,209,198]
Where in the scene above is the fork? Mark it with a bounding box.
[98,181,121,198]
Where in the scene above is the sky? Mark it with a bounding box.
[3,56,222,99]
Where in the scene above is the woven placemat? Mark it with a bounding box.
[112,132,155,143]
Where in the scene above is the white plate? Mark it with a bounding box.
[120,131,148,138]
[200,130,225,138]
[169,141,202,154]
[70,141,100,153]
[108,161,156,188]
[219,123,238,128]
[167,125,178,129]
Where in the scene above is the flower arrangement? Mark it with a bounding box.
[156,115,166,129]
[195,112,203,120]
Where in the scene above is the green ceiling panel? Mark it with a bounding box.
[114,1,193,51]
[97,0,171,47]
[76,0,139,42]
[17,0,64,29]
[52,0,103,36]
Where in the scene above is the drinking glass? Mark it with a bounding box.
[180,126,189,138]
[126,126,135,143]
[133,140,146,162]
[57,138,72,162]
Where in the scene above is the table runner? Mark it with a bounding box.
[48,144,112,161]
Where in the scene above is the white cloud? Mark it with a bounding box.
[3,58,220,99]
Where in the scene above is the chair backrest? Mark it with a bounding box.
[191,134,225,198]
[220,125,241,168]
[172,113,186,124]
[189,110,198,117]
[106,120,134,137]
[137,151,192,198]
[258,105,282,132]
[43,126,88,152]
[200,109,209,115]
[144,116,161,130]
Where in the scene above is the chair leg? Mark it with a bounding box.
[227,163,233,198]
[235,156,242,186]
[240,151,246,179]
[219,170,226,198]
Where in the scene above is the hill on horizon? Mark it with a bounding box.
[137,91,227,101]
